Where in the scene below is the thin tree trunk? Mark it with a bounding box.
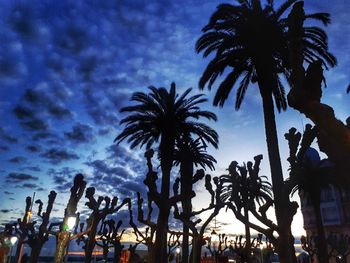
[257,69,297,263]
[85,223,98,263]
[244,207,251,263]
[181,159,193,263]
[30,243,43,263]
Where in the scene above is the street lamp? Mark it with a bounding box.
[66,216,77,231]
[6,236,18,263]
[175,247,181,263]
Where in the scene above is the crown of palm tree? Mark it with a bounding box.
[174,136,217,171]
[196,0,336,111]
[115,82,218,153]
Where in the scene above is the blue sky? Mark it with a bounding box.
[0,0,349,239]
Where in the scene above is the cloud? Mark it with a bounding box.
[0,209,12,213]
[0,127,18,144]
[13,105,35,119]
[8,156,27,164]
[4,191,14,195]
[0,145,9,151]
[22,166,41,172]
[64,123,95,144]
[41,148,79,164]
[47,167,82,192]
[26,144,41,153]
[5,172,38,183]
[20,117,48,131]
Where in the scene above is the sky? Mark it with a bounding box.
[0,0,349,245]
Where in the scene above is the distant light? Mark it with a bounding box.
[176,247,180,254]
[10,236,18,245]
[66,216,77,231]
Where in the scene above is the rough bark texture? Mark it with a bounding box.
[54,174,86,263]
[54,232,70,263]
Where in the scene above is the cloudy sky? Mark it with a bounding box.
[0,0,349,240]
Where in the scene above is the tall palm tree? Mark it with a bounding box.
[174,135,217,263]
[115,82,218,262]
[196,1,335,262]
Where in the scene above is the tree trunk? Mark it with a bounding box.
[244,207,251,263]
[190,235,202,263]
[54,232,70,263]
[85,223,98,263]
[147,244,156,263]
[154,203,170,263]
[257,68,297,263]
[181,158,193,263]
[30,243,43,263]
[154,137,174,263]
[182,224,190,263]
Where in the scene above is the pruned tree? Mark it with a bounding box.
[287,1,350,187]
[128,162,157,263]
[83,187,129,263]
[14,195,33,262]
[95,219,125,263]
[54,174,87,263]
[220,155,295,263]
[26,190,57,262]
[173,170,225,263]
[206,233,229,258]
[285,125,335,263]
[228,235,263,263]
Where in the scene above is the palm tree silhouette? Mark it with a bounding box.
[174,136,217,263]
[196,1,335,262]
[116,82,218,262]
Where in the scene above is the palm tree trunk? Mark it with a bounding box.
[257,68,297,263]
[154,138,174,263]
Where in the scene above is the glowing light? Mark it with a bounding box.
[66,216,77,231]
[10,236,18,245]
[175,247,180,254]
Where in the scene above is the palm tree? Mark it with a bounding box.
[174,136,217,263]
[115,82,218,262]
[196,1,335,262]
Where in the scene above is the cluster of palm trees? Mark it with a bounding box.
[116,1,336,263]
